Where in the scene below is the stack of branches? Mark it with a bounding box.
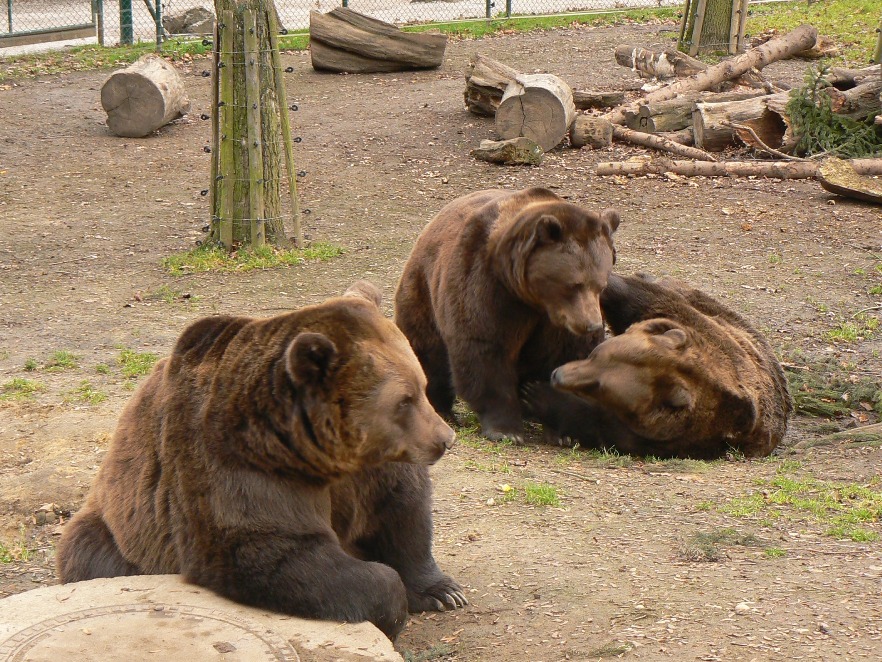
[463,24,882,181]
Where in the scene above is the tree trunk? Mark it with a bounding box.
[626,90,769,133]
[604,24,818,126]
[823,79,882,121]
[572,90,626,110]
[309,8,446,73]
[614,45,706,79]
[211,0,289,247]
[612,125,716,161]
[569,116,613,149]
[594,158,882,179]
[101,54,190,138]
[693,92,793,153]
[463,53,521,116]
[496,74,576,152]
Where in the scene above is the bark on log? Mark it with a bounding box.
[573,90,626,110]
[827,66,880,89]
[594,158,882,179]
[626,89,769,133]
[569,116,613,149]
[823,79,882,121]
[656,128,694,146]
[496,74,576,152]
[101,53,190,138]
[309,8,446,73]
[693,92,794,153]
[614,45,706,79]
[612,125,716,161]
[604,24,818,126]
[464,53,520,116]
[470,137,544,165]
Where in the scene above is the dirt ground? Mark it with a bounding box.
[2,19,882,661]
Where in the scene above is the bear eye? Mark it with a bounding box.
[398,395,414,410]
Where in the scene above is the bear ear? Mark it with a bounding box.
[644,320,689,350]
[286,332,339,385]
[600,208,621,234]
[342,280,382,308]
[534,214,564,244]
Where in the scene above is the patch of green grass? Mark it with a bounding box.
[463,459,512,474]
[0,526,32,563]
[644,457,712,473]
[582,447,635,468]
[44,350,80,372]
[824,313,879,343]
[23,358,38,371]
[1,378,44,401]
[161,242,344,276]
[769,253,783,264]
[116,349,158,379]
[524,482,561,507]
[64,380,108,405]
[95,363,111,375]
[747,0,879,65]
[714,474,882,542]
[764,547,787,558]
[785,354,882,418]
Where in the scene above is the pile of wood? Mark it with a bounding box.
[464,24,882,183]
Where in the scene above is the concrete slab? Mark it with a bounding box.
[0,574,403,661]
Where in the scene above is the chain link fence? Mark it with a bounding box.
[2,0,681,51]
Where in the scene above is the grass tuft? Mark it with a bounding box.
[1,378,44,401]
[161,242,344,276]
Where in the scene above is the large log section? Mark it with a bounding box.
[495,74,576,152]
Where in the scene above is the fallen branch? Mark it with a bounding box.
[612,125,717,161]
[595,157,882,179]
[723,121,802,161]
[604,24,818,126]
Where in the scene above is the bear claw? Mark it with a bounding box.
[408,576,468,613]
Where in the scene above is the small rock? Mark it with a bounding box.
[734,602,751,615]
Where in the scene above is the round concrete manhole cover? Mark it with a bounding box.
[0,575,402,662]
[0,604,299,661]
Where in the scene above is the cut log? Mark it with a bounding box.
[656,128,694,146]
[827,65,880,89]
[594,157,882,179]
[101,53,190,138]
[309,8,446,73]
[496,74,576,152]
[572,90,626,110]
[823,79,882,121]
[817,158,882,205]
[693,92,794,153]
[626,90,769,133]
[470,137,544,165]
[612,125,716,161]
[614,45,707,79]
[464,53,520,116]
[569,116,613,149]
[604,24,818,126]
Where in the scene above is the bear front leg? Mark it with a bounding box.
[195,531,409,640]
[333,464,468,614]
[449,339,524,442]
[56,509,143,583]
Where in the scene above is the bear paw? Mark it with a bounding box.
[482,427,524,445]
[407,575,469,613]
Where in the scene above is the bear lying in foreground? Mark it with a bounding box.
[56,281,466,640]
[395,187,620,442]
[523,273,792,458]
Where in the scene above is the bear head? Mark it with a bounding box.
[550,318,757,442]
[491,198,620,337]
[199,281,455,481]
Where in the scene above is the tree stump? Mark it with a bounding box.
[309,8,446,73]
[569,116,613,149]
[101,54,190,138]
[496,74,576,152]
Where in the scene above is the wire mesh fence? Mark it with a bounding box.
[1,0,681,51]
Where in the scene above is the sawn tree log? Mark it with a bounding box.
[594,157,882,179]
[496,73,576,152]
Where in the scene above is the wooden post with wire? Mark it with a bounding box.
[209,0,300,249]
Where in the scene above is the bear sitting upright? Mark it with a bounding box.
[55,281,466,640]
[523,273,793,459]
[394,187,620,442]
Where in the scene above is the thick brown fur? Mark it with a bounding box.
[394,188,620,441]
[55,282,466,640]
[523,273,793,459]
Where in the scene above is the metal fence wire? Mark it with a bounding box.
[2,0,682,50]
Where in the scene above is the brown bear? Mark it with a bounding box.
[394,187,620,442]
[55,281,466,640]
[522,273,792,458]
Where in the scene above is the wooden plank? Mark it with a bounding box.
[728,0,740,55]
[735,0,750,53]
[689,0,708,57]
[267,6,303,247]
[678,0,692,51]
[243,8,265,248]
[0,24,95,48]
[209,19,220,242]
[218,10,235,249]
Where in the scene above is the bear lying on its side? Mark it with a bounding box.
[395,187,620,442]
[56,281,466,640]
[523,273,792,459]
